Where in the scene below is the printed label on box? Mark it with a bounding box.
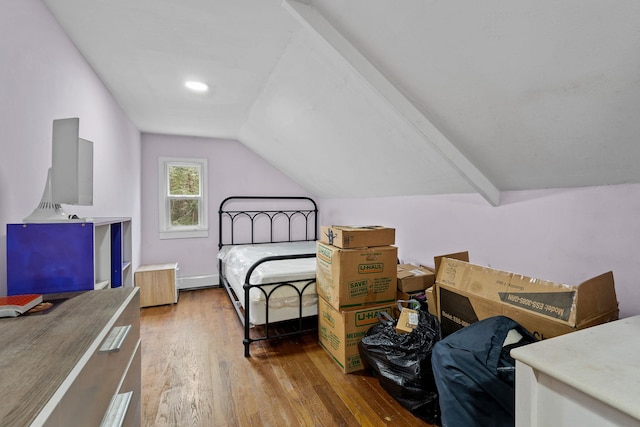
[359,263,384,274]
[498,291,575,321]
[349,279,370,298]
[354,305,389,328]
[439,287,478,336]
[317,244,333,264]
[373,277,393,293]
[346,354,363,371]
[329,331,340,350]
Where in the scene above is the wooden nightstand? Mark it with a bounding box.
[135,263,178,307]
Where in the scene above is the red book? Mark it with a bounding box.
[0,294,43,317]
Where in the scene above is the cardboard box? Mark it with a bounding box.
[435,257,619,340]
[425,287,438,318]
[397,264,435,292]
[430,251,467,320]
[316,242,398,310]
[320,225,395,248]
[434,251,469,275]
[318,297,396,373]
[395,252,468,317]
[397,289,422,301]
[395,308,419,334]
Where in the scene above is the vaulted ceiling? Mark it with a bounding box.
[43,0,640,205]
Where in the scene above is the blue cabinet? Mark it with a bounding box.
[7,218,132,295]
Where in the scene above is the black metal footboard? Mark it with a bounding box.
[218,196,319,357]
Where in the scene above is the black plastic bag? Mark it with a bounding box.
[358,306,442,425]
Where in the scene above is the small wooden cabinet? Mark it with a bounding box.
[135,263,178,307]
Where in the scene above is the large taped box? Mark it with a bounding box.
[319,225,395,248]
[436,257,619,340]
[397,264,436,292]
[318,297,396,373]
[316,242,398,310]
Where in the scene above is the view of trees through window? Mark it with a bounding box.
[169,165,200,226]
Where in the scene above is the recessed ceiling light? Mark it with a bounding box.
[185,80,209,93]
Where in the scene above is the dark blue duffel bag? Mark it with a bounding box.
[431,316,537,427]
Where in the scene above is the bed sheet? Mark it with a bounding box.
[218,241,316,285]
[218,241,318,325]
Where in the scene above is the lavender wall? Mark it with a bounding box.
[319,184,640,319]
[0,0,141,295]
[2,0,637,324]
[140,133,312,282]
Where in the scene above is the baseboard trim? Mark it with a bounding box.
[177,273,219,290]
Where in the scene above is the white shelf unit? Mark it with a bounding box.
[6,217,133,295]
[93,218,133,290]
[94,222,111,290]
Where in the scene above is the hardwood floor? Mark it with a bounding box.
[141,288,436,427]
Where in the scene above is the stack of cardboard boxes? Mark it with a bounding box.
[316,234,620,373]
[316,226,397,373]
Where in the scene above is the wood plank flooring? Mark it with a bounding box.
[141,287,436,427]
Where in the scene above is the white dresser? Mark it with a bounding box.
[511,315,640,427]
[0,287,140,426]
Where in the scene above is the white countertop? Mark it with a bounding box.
[511,315,640,421]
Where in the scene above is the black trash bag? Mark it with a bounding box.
[358,307,442,425]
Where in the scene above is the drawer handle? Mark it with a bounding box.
[100,391,133,427]
[100,325,131,353]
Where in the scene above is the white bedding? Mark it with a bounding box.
[218,241,317,325]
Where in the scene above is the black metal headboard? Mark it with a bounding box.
[218,196,318,249]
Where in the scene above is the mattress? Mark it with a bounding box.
[218,241,318,325]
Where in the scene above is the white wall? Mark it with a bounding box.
[140,133,312,285]
[0,0,141,295]
[320,184,640,319]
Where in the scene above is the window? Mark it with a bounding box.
[159,157,208,239]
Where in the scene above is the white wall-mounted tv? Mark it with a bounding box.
[23,117,94,223]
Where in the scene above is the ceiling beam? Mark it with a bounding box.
[282,0,501,206]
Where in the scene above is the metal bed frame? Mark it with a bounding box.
[218,196,318,357]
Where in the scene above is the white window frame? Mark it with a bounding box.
[158,156,208,239]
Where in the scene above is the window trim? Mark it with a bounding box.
[158,156,208,239]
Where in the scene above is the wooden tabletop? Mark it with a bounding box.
[0,287,138,426]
